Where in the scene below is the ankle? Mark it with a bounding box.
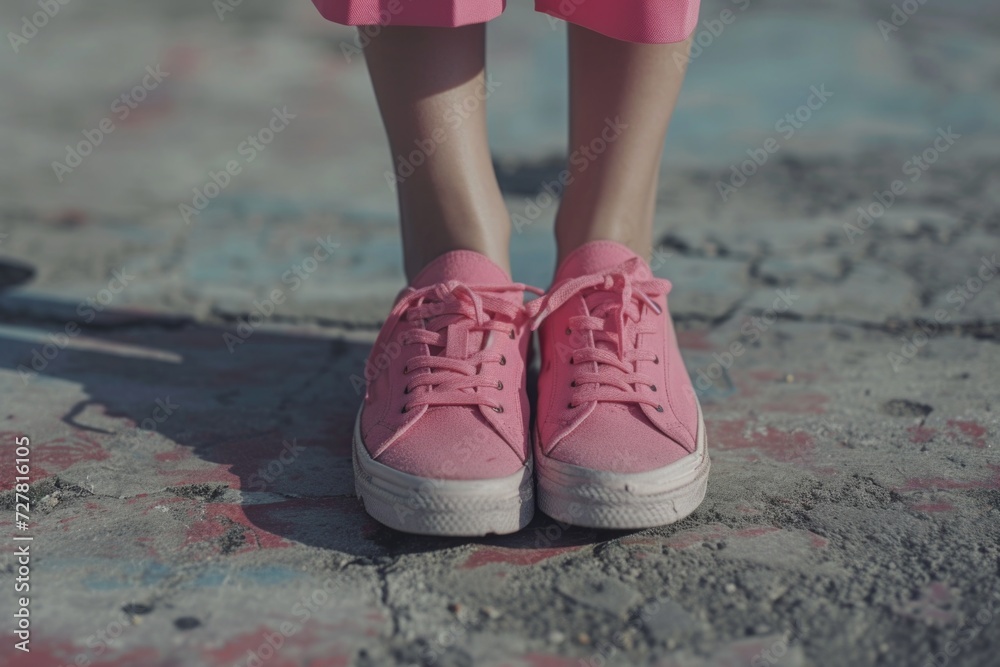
[555,228,651,268]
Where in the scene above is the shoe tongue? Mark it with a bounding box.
[555,241,642,283]
[555,241,645,359]
[408,251,514,382]
[411,250,511,289]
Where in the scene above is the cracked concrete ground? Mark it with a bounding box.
[1,0,999,665]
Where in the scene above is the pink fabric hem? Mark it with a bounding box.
[313,0,506,28]
[312,0,700,44]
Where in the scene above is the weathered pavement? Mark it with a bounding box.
[2,0,999,665]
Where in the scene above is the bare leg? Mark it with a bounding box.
[363,25,510,280]
[554,26,691,264]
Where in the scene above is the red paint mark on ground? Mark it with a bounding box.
[906,426,938,444]
[207,503,292,550]
[115,98,174,127]
[665,524,828,552]
[946,420,989,448]
[897,465,1000,492]
[911,502,955,513]
[154,449,189,462]
[618,535,661,546]
[709,419,814,462]
[664,524,727,549]
[897,477,980,491]
[163,464,241,488]
[184,511,231,547]
[35,434,110,469]
[202,625,305,666]
[1,639,160,667]
[808,531,830,549]
[50,209,88,227]
[896,582,957,627]
[519,654,577,667]
[744,369,785,383]
[0,466,51,492]
[163,44,204,79]
[760,393,829,414]
[202,622,360,667]
[737,526,778,539]
[677,329,713,351]
[743,369,824,384]
[178,500,291,555]
[460,545,581,569]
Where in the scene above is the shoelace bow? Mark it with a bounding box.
[526,258,672,410]
[385,280,542,413]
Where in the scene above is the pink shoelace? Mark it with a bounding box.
[527,258,672,411]
[384,280,542,414]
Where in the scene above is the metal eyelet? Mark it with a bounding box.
[499,355,506,366]
[509,329,516,339]
[565,327,572,335]
[493,405,504,413]
[497,381,503,390]
[650,385,657,392]
[570,380,576,388]
[401,406,408,413]
[655,405,664,412]
[569,357,574,365]
[402,365,410,374]
[567,403,575,409]
[403,386,410,394]
[653,355,659,365]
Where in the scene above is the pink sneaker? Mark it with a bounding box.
[527,241,710,529]
[353,250,538,535]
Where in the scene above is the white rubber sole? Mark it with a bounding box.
[534,401,711,529]
[352,408,534,536]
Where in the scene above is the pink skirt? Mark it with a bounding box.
[312,0,701,44]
